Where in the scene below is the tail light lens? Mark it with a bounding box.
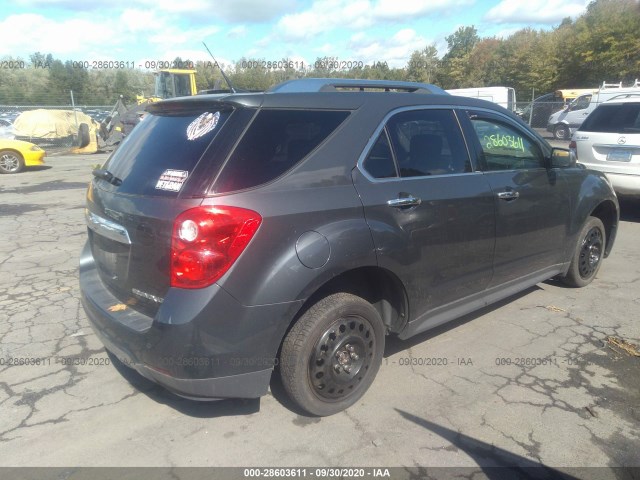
[569,140,577,159]
[171,206,262,289]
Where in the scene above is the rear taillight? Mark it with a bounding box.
[569,140,577,160]
[170,206,262,289]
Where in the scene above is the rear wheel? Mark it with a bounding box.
[553,124,570,140]
[279,293,385,416]
[562,216,605,287]
[0,150,24,174]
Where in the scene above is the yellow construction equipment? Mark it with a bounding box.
[136,69,198,104]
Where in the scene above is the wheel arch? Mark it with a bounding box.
[589,199,618,257]
[0,148,25,159]
[276,266,409,356]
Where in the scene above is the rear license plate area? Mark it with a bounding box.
[606,149,632,162]
[90,230,130,284]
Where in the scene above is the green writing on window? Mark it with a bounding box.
[483,134,524,153]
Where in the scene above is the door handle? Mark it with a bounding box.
[497,190,520,200]
[387,195,422,208]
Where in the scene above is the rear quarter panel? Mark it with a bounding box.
[561,167,619,257]
[209,184,377,307]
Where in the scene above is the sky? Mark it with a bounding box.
[1,0,592,69]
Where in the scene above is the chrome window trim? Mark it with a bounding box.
[356,105,474,183]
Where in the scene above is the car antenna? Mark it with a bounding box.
[202,41,236,93]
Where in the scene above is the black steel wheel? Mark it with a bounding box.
[279,292,385,416]
[562,216,606,287]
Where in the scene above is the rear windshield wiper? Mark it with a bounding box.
[92,168,122,186]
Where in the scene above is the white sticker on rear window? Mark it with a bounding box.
[155,169,189,192]
[186,111,220,140]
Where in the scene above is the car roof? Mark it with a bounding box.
[150,78,510,114]
[602,96,640,105]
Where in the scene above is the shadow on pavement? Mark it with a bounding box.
[107,350,261,418]
[619,197,640,223]
[395,409,579,479]
[26,165,52,172]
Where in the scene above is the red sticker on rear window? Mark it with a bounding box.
[155,169,189,192]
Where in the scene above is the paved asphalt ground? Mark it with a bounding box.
[0,150,638,477]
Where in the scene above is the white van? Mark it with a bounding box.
[446,86,517,113]
[547,80,640,140]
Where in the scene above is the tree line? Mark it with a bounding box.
[0,0,637,107]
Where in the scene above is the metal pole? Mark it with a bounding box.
[528,87,535,126]
[70,90,78,127]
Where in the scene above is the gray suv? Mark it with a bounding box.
[80,78,619,416]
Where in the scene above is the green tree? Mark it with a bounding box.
[232,57,276,91]
[48,60,89,104]
[406,45,440,83]
[443,26,480,60]
[113,70,134,102]
[437,26,480,88]
[29,52,53,68]
[571,0,640,84]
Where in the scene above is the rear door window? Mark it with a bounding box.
[363,130,398,179]
[103,109,230,196]
[581,103,640,133]
[385,109,472,177]
[213,110,349,193]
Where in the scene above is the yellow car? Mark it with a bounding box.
[0,139,46,174]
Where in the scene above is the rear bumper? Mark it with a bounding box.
[578,165,640,197]
[79,241,303,399]
[604,172,640,197]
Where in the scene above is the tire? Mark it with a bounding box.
[562,216,606,287]
[553,124,570,141]
[78,123,90,148]
[0,149,24,174]
[279,292,385,416]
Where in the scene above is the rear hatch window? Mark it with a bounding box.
[581,103,640,133]
[102,108,232,196]
[213,109,349,193]
[87,107,235,314]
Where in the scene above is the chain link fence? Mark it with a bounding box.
[515,100,566,131]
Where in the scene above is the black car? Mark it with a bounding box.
[80,78,619,416]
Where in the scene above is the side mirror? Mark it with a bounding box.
[550,147,576,168]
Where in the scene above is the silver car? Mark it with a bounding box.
[570,98,640,197]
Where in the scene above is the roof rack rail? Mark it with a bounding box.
[268,78,448,95]
[600,81,623,89]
